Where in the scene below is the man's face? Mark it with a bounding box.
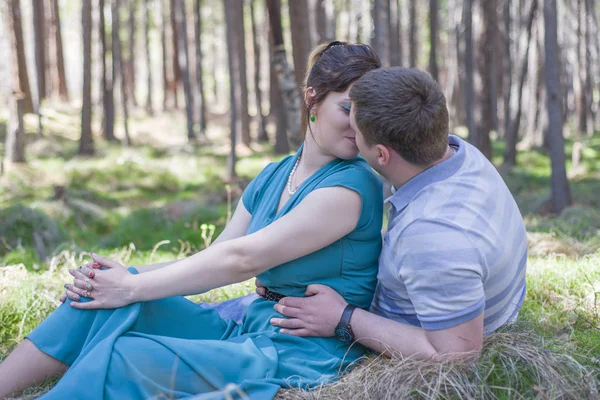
[349,103,379,170]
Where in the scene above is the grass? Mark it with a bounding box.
[0,106,599,398]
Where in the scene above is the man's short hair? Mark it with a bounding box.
[350,67,449,166]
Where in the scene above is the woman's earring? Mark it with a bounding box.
[310,115,316,123]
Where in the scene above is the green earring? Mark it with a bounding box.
[310,115,316,122]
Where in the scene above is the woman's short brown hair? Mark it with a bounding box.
[301,41,381,137]
[350,67,449,166]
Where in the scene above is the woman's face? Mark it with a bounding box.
[310,86,359,159]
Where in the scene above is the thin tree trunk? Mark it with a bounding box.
[269,27,289,154]
[127,0,138,107]
[464,0,477,146]
[389,0,402,66]
[233,0,251,146]
[100,0,116,141]
[143,0,153,115]
[170,0,180,108]
[504,0,537,167]
[32,0,47,100]
[408,0,418,67]
[543,0,571,214]
[6,94,26,164]
[49,0,68,101]
[160,0,170,111]
[502,0,512,140]
[288,0,312,89]
[583,0,594,136]
[4,0,34,114]
[114,0,132,145]
[477,0,498,159]
[224,0,238,180]
[80,0,95,155]
[32,0,45,136]
[429,0,439,81]
[194,0,207,134]
[175,0,195,141]
[372,0,389,66]
[251,0,268,142]
[266,0,302,148]
[315,0,335,43]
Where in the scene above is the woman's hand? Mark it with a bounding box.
[66,254,137,310]
[60,261,100,303]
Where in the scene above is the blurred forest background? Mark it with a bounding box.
[0,0,600,398]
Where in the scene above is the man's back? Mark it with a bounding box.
[372,135,527,334]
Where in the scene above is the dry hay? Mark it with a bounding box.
[276,328,600,400]
[527,232,592,258]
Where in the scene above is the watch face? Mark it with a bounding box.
[335,327,353,344]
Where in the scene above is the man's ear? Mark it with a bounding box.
[375,144,392,166]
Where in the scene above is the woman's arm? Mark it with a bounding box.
[71,186,362,309]
[133,200,252,273]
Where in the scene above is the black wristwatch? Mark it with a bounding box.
[335,304,357,344]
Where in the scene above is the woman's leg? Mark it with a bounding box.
[0,339,67,399]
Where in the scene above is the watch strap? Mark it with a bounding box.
[339,304,357,327]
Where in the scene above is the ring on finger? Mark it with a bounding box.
[84,290,90,297]
[85,282,93,291]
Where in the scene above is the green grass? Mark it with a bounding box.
[1,106,599,398]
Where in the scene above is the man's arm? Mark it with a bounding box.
[270,284,483,360]
[349,306,483,359]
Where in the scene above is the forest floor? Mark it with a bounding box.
[0,103,599,398]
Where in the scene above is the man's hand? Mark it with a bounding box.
[270,284,347,337]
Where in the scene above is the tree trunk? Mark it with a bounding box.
[143,0,153,116]
[32,0,47,100]
[100,0,116,141]
[463,0,477,147]
[194,0,207,134]
[408,0,418,67]
[114,0,132,145]
[389,0,402,66]
[251,0,268,142]
[127,0,138,107]
[502,0,512,141]
[49,0,68,101]
[6,94,26,164]
[175,0,195,141]
[583,0,594,136]
[504,0,536,167]
[315,0,335,43]
[477,0,498,159]
[232,0,251,146]
[160,0,170,111]
[266,0,302,148]
[80,0,95,155]
[269,28,289,154]
[543,0,571,214]
[288,0,312,89]
[4,0,34,114]
[224,0,238,180]
[504,0,538,166]
[169,0,181,108]
[372,0,389,66]
[428,0,439,81]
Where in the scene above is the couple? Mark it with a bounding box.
[0,42,527,400]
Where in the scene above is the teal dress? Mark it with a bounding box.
[27,148,383,400]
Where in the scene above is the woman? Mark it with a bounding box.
[0,42,382,400]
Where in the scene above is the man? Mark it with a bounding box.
[216,67,527,359]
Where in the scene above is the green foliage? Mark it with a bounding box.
[102,206,223,251]
[0,205,66,258]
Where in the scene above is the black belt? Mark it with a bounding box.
[261,288,286,302]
